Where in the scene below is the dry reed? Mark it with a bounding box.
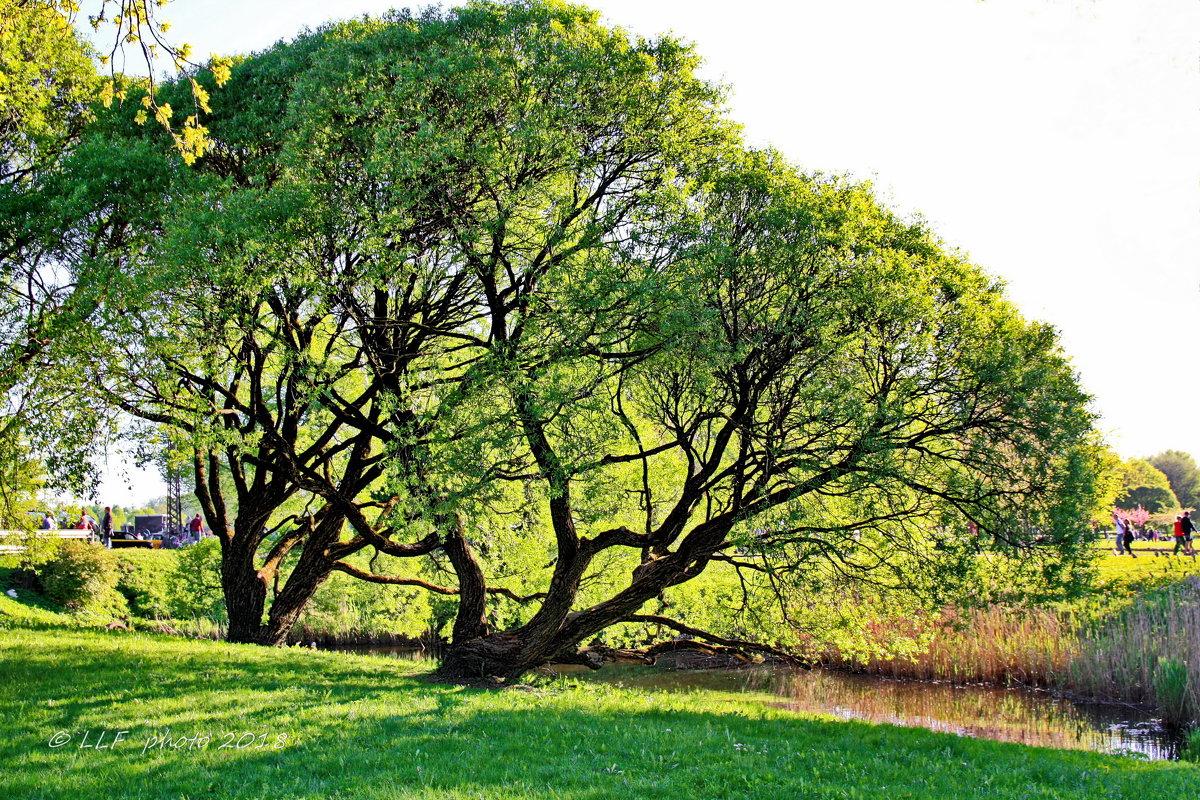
[822,605,1079,687]
[818,578,1200,726]
[1067,577,1200,726]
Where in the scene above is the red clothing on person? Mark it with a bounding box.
[1174,519,1184,537]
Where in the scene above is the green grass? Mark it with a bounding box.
[1091,539,1200,596]
[1,624,1197,800]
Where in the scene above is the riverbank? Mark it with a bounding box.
[809,544,1200,726]
[2,623,1197,799]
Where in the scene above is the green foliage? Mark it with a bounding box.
[1123,486,1179,514]
[299,569,435,641]
[0,0,98,170]
[1184,727,1200,763]
[39,540,118,611]
[1149,450,1200,510]
[113,549,177,618]
[167,538,223,621]
[1,528,62,572]
[0,424,45,530]
[1118,458,1179,513]
[23,0,1109,666]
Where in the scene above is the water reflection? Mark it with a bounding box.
[556,664,1183,761]
[337,645,436,662]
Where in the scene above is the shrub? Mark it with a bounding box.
[1,530,62,571]
[114,550,178,618]
[1183,727,1200,763]
[40,541,118,610]
[169,538,224,621]
[88,587,131,622]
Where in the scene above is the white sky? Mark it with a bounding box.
[85,0,1200,505]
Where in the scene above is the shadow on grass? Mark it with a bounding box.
[2,625,1198,800]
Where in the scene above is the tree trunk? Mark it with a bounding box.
[258,514,346,646]
[222,540,268,644]
[260,568,332,646]
[435,632,540,684]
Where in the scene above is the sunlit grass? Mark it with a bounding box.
[1090,538,1200,595]
[1,624,1197,799]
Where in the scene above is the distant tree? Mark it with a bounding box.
[1148,450,1200,510]
[1120,487,1175,514]
[1116,458,1178,513]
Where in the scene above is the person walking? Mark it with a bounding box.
[1173,514,1187,555]
[188,513,205,540]
[1113,513,1126,554]
[1123,519,1136,557]
[1182,511,1196,556]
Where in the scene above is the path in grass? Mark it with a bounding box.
[1,625,1197,800]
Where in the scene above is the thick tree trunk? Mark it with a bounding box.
[434,548,719,684]
[222,539,268,644]
[258,514,346,646]
[435,632,542,684]
[260,568,332,647]
[443,517,489,644]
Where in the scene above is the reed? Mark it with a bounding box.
[1183,727,1200,762]
[822,605,1079,687]
[1067,577,1200,726]
[821,578,1200,726]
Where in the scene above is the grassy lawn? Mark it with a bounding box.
[1,622,1197,800]
[1089,538,1200,595]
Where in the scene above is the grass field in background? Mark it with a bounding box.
[1,624,1197,800]
[1089,538,1200,595]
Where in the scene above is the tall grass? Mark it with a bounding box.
[821,578,1200,727]
[1067,577,1200,726]
[823,606,1078,687]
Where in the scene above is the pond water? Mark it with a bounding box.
[340,647,1183,760]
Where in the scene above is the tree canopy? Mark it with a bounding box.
[1116,458,1178,514]
[1148,450,1200,511]
[21,0,1108,681]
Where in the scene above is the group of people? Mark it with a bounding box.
[38,507,208,547]
[1112,510,1195,556]
[37,507,114,539]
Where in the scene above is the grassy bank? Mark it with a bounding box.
[1,622,1197,799]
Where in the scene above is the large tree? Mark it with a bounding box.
[46,0,1105,678]
[1148,450,1200,510]
[1116,458,1178,513]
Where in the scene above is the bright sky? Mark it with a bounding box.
[85,0,1200,505]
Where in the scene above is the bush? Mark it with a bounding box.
[1183,727,1200,763]
[114,550,178,618]
[88,587,131,622]
[40,540,118,610]
[169,538,224,621]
